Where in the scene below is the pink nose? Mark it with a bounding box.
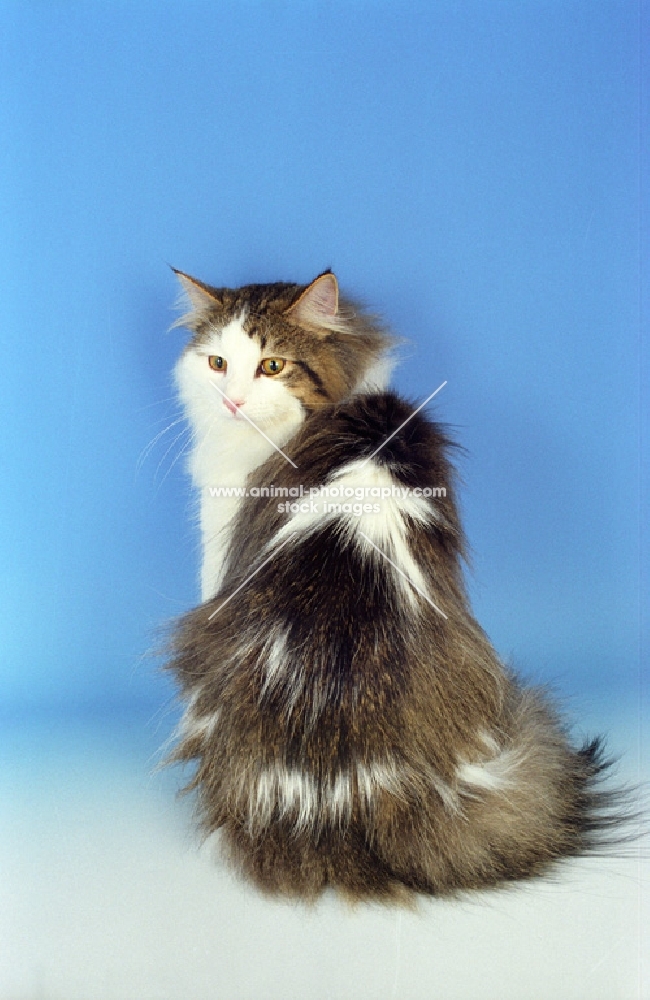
[223,397,245,415]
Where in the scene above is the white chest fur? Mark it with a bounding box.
[195,424,277,600]
[175,313,305,602]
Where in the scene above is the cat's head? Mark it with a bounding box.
[173,270,394,435]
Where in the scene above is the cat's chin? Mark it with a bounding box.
[217,406,279,426]
[221,408,245,422]
[213,406,304,446]
[234,405,304,433]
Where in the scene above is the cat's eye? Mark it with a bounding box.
[260,358,286,376]
[208,356,227,372]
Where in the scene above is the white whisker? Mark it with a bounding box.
[144,407,185,428]
[157,426,196,489]
[154,426,192,486]
[136,394,181,412]
[137,416,187,473]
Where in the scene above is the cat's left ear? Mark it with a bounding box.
[172,268,222,315]
[285,271,339,330]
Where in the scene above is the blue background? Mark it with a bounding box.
[0,0,645,724]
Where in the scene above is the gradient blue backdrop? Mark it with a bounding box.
[1,1,645,724]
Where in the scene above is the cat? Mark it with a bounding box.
[166,268,626,902]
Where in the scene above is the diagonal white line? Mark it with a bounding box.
[357,531,447,619]
[357,381,448,469]
[210,381,298,469]
[207,533,297,620]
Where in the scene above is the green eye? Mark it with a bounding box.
[260,357,286,376]
[208,356,227,372]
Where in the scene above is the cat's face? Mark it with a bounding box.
[177,310,308,433]
[174,271,393,435]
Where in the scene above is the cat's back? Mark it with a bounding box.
[222,389,464,576]
[170,387,507,848]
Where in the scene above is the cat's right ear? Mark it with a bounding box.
[172,268,221,320]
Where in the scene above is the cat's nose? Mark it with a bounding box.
[223,397,245,415]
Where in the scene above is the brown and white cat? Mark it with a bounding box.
[167,269,625,902]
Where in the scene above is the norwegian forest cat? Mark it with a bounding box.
[166,268,624,902]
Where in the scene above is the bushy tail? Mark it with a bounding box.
[571,736,642,856]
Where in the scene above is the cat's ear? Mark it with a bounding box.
[285,271,339,330]
[172,268,221,316]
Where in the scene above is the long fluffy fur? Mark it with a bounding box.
[166,273,630,902]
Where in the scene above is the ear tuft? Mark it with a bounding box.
[285,272,339,329]
[172,268,221,316]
